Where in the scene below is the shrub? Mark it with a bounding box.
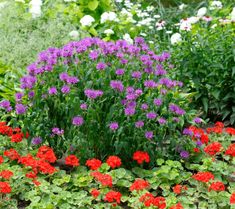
[0,37,197,162]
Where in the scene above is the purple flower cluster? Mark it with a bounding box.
[52,127,64,135]
[109,122,119,131]
[31,137,42,145]
[169,104,186,115]
[84,89,103,99]
[72,116,84,126]
[110,80,124,92]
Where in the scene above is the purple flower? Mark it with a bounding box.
[158,117,166,124]
[59,72,69,81]
[61,85,70,94]
[173,117,180,123]
[72,116,84,126]
[141,103,149,110]
[124,107,135,116]
[28,91,35,98]
[15,93,24,102]
[183,128,193,136]
[89,51,99,60]
[0,100,11,109]
[52,127,64,135]
[144,80,157,88]
[146,112,157,119]
[109,122,119,131]
[31,137,42,145]
[115,69,125,75]
[84,89,103,99]
[96,62,107,70]
[135,121,144,128]
[196,140,202,147]
[80,103,87,110]
[169,104,185,115]
[126,94,136,100]
[145,131,154,139]
[66,76,79,84]
[126,87,134,94]
[15,104,27,115]
[154,98,162,106]
[132,71,142,79]
[48,87,57,95]
[135,89,143,96]
[193,117,202,124]
[180,151,189,159]
[110,80,124,92]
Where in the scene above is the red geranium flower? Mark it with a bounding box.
[200,134,209,144]
[173,184,187,195]
[106,156,122,169]
[204,142,222,156]
[90,189,100,198]
[209,181,225,192]
[65,155,79,167]
[0,156,4,164]
[10,133,24,143]
[37,160,57,174]
[86,158,102,170]
[169,202,184,209]
[152,197,166,209]
[230,193,235,204]
[193,148,200,153]
[91,171,112,187]
[26,171,37,179]
[192,171,214,183]
[225,127,235,135]
[215,122,224,128]
[4,148,20,160]
[225,144,235,157]
[133,151,150,164]
[130,179,149,191]
[32,179,41,186]
[0,182,11,193]
[139,193,155,207]
[0,170,13,180]
[104,190,122,204]
[36,146,57,163]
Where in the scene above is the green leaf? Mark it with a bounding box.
[88,0,99,10]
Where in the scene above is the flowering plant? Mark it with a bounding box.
[1,37,196,161]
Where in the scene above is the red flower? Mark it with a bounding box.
[130,179,149,191]
[0,170,13,180]
[169,202,184,209]
[18,154,37,168]
[193,148,200,153]
[200,134,209,144]
[4,149,20,160]
[139,193,155,207]
[225,144,235,157]
[209,181,225,192]
[37,160,57,174]
[192,171,214,183]
[230,193,235,204]
[106,156,122,169]
[104,190,122,204]
[152,197,166,209]
[32,179,41,186]
[65,155,79,167]
[26,171,37,179]
[0,182,11,193]
[91,171,113,187]
[173,185,187,195]
[86,158,102,170]
[36,146,57,163]
[10,133,23,143]
[90,189,100,198]
[133,151,150,164]
[0,156,4,164]
[225,127,235,135]
[215,122,224,128]
[204,142,222,156]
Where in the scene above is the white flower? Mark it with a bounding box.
[80,15,95,27]
[29,0,42,18]
[179,21,192,31]
[154,14,160,18]
[29,0,42,6]
[140,32,147,37]
[166,31,173,34]
[104,29,114,35]
[187,16,200,24]
[100,12,118,23]
[69,30,79,39]
[179,4,186,10]
[211,23,217,29]
[146,6,154,12]
[170,33,182,45]
[231,7,235,22]
[210,1,222,10]
[123,33,133,44]
[197,7,207,17]
[115,0,123,2]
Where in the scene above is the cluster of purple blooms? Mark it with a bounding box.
[0,37,195,157]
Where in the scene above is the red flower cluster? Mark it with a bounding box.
[130,179,150,191]
[206,122,223,134]
[65,155,79,167]
[104,190,122,205]
[90,189,100,198]
[0,182,11,193]
[4,148,20,160]
[106,156,122,169]
[173,184,187,195]
[91,171,113,187]
[133,151,150,164]
[225,144,235,157]
[0,170,13,180]
[86,158,102,170]
[189,126,209,144]
[139,193,166,209]
[209,181,225,192]
[230,193,235,204]
[225,127,235,135]
[169,203,184,209]
[192,171,214,182]
[204,142,222,156]
[0,156,3,164]
[36,146,57,163]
